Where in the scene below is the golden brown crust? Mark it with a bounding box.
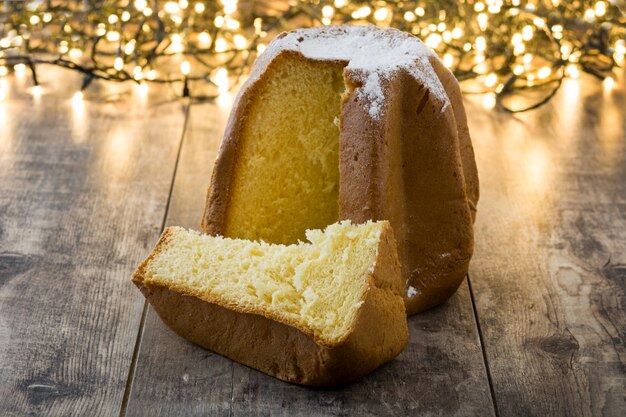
[202,27,478,315]
[131,223,408,387]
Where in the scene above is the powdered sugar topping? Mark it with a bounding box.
[262,25,450,118]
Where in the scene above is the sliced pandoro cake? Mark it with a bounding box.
[132,220,408,386]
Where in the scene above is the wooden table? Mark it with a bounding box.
[1,67,624,417]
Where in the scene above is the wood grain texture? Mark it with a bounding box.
[0,70,187,416]
[468,75,626,417]
[125,102,495,416]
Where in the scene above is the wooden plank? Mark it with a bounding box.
[467,75,626,417]
[126,102,496,416]
[0,69,187,416]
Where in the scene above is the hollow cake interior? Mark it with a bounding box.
[225,54,346,244]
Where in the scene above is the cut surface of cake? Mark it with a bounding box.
[203,25,479,315]
[132,220,408,386]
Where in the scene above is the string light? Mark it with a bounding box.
[0,0,622,112]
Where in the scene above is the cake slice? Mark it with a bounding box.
[132,220,408,386]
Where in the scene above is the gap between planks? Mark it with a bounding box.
[467,273,501,417]
[119,100,192,417]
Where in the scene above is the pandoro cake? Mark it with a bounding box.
[202,25,479,314]
[132,221,408,386]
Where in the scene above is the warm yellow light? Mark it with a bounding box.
[215,38,227,52]
[114,57,124,71]
[352,6,371,19]
[134,0,147,11]
[125,40,136,55]
[615,40,626,56]
[215,16,224,28]
[225,19,240,29]
[234,34,247,49]
[437,22,446,32]
[537,67,551,79]
[523,53,533,65]
[482,93,496,110]
[107,31,120,42]
[133,66,143,80]
[560,43,571,58]
[512,0,521,5]
[198,32,211,47]
[533,18,545,28]
[512,33,522,46]
[214,68,229,93]
[0,66,7,76]
[514,43,525,55]
[404,11,416,22]
[0,38,11,48]
[477,13,488,30]
[164,2,180,13]
[31,85,43,97]
[451,27,463,39]
[374,8,389,21]
[443,31,452,43]
[551,24,563,33]
[443,53,454,68]
[475,36,486,52]
[121,11,131,21]
[522,25,533,41]
[96,24,106,36]
[257,43,266,53]
[474,53,485,64]
[415,7,425,17]
[195,2,205,13]
[425,33,442,49]
[484,73,497,87]
[0,87,5,101]
[566,64,579,79]
[584,9,595,21]
[146,69,157,80]
[595,1,606,17]
[603,76,614,92]
[14,63,26,74]
[513,65,524,75]
[474,2,485,12]
[334,0,347,7]
[59,43,69,54]
[73,91,84,104]
[43,13,52,22]
[30,15,40,25]
[179,0,189,9]
[180,61,190,75]
[222,0,237,15]
[143,7,152,16]
[69,48,82,60]
[322,6,334,18]
[463,43,472,52]
[108,14,119,24]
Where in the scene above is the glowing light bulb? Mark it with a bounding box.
[143,7,153,16]
[584,9,595,21]
[537,67,551,79]
[73,91,84,105]
[135,0,147,11]
[180,61,190,75]
[215,38,227,52]
[225,19,240,30]
[475,36,486,51]
[30,15,40,25]
[164,2,179,14]
[474,2,485,12]
[198,32,211,47]
[595,1,606,17]
[482,93,496,110]
[31,85,43,97]
[179,0,189,9]
[522,25,533,41]
[443,54,454,68]
[114,57,124,71]
[523,53,533,65]
[14,63,26,75]
[215,68,229,93]
[146,69,157,80]
[415,7,425,17]
[603,76,614,93]
[195,3,205,13]
[122,11,131,21]
[214,16,224,28]
[234,34,246,49]
[108,14,119,24]
[69,48,82,60]
[485,73,497,87]
[477,13,488,30]
[374,8,389,21]
[513,65,524,75]
[334,0,347,7]
[257,43,266,54]
[125,40,136,55]
[322,6,334,18]
[566,64,579,79]
[0,66,7,76]
[106,31,120,42]
[425,33,442,49]
[43,13,52,22]
[451,28,463,39]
